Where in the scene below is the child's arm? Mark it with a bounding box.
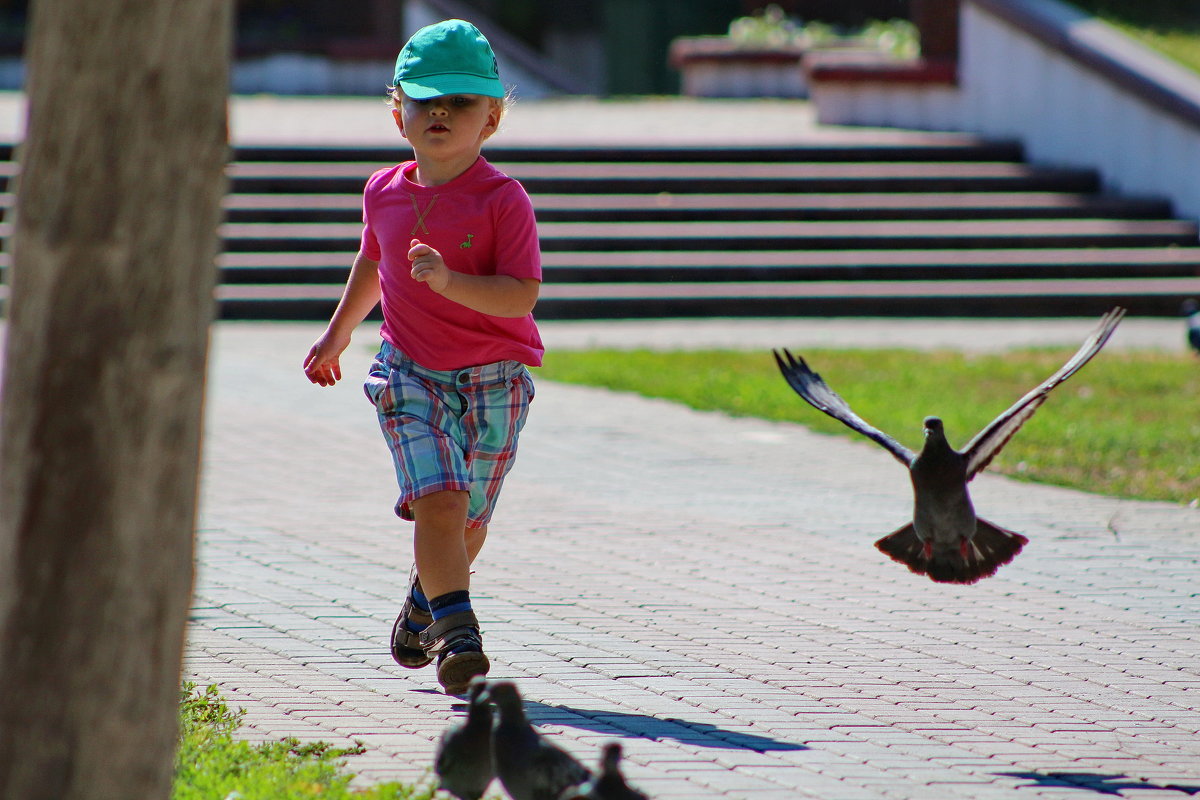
[409,239,539,318]
[303,251,382,386]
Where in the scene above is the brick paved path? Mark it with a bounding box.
[187,320,1200,800]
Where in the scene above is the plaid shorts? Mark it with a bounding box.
[364,340,535,528]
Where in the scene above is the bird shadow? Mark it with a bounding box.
[999,771,1200,795]
[453,698,805,752]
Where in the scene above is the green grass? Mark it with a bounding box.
[1069,0,1200,74]
[535,347,1200,506]
[1107,23,1200,75]
[175,684,433,799]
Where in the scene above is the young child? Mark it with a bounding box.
[302,19,543,695]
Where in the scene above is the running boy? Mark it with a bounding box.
[302,19,543,695]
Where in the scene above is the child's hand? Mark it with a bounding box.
[409,239,452,294]
[303,330,350,387]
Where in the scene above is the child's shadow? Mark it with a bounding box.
[516,699,806,752]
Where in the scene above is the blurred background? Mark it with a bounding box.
[0,0,914,96]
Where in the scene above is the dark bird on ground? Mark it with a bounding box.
[1183,299,1200,355]
[773,307,1125,584]
[483,680,592,800]
[559,742,650,800]
[434,676,495,800]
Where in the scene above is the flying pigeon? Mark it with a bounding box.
[559,742,650,800]
[483,680,591,800]
[1183,299,1200,355]
[773,306,1125,584]
[434,676,495,800]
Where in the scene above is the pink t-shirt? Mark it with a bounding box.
[361,156,544,370]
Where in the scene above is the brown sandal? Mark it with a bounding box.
[420,610,490,694]
[389,566,434,669]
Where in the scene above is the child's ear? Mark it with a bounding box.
[391,108,407,139]
[481,101,502,140]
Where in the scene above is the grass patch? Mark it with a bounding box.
[1069,0,1200,74]
[175,683,432,799]
[535,347,1200,506]
[1105,23,1200,75]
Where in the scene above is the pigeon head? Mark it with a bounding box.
[480,680,524,716]
[600,741,623,773]
[1184,298,1199,315]
[466,675,488,704]
[464,676,492,722]
[921,417,951,453]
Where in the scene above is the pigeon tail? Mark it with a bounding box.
[874,523,926,575]
[965,517,1029,580]
[875,520,1028,584]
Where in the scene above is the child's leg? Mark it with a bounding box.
[466,525,487,563]
[410,489,472,599]
[399,513,486,638]
[366,345,528,691]
[410,489,490,693]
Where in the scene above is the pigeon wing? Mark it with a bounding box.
[531,742,591,800]
[434,744,469,797]
[435,725,493,800]
[774,348,915,468]
[961,306,1125,479]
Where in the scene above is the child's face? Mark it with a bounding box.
[392,93,502,160]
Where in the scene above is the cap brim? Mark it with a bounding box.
[397,75,505,99]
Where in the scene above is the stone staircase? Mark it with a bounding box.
[4,140,1200,318]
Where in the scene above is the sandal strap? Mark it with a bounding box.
[406,566,428,614]
[393,600,433,652]
[400,595,433,627]
[393,573,432,642]
[392,620,426,652]
[419,610,481,652]
[393,566,433,651]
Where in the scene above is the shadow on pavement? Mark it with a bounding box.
[447,694,805,751]
[999,772,1200,796]
[521,700,807,752]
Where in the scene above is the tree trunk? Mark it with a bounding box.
[0,0,230,797]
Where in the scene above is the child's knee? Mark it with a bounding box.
[411,489,470,522]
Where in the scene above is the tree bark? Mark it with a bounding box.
[0,0,230,798]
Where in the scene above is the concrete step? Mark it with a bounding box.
[215,276,1200,320]
[224,159,1104,195]
[215,247,1200,284]
[214,218,1198,253]
[226,140,1029,164]
[221,191,1175,224]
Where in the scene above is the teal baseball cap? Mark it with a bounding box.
[393,19,504,99]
